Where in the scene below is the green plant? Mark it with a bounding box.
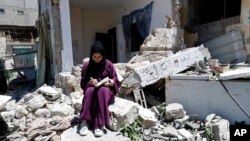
[157,102,166,118]
[204,126,214,141]
[119,120,142,141]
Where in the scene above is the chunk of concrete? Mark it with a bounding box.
[177,128,194,141]
[15,105,29,119]
[165,103,185,120]
[71,65,82,76]
[26,95,47,112]
[34,108,52,118]
[108,97,139,131]
[125,45,211,87]
[162,126,179,137]
[0,95,12,110]
[138,107,157,128]
[140,27,185,52]
[38,85,61,101]
[206,117,230,141]
[51,103,75,117]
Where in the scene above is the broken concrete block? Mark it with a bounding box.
[162,126,179,137]
[38,85,61,101]
[138,107,157,128]
[126,61,150,72]
[1,110,15,122]
[174,115,189,123]
[0,95,12,110]
[26,95,47,112]
[69,91,82,99]
[140,27,185,52]
[55,72,80,95]
[205,113,216,123]
[55,72,68,88]
[206,118,230,141]
[108,97,139,131]
[177,128,194,141]
[51,103,75,117]
[65,74,76,95]
[127,45,211,87]
[128,51,173,64]
[5,100,16,111]
[15,105,29,119]
[34,108,52,118]
[70,91,83,110]
[165,103,185,120]
[73,77,82,92]
[71,65,82,76]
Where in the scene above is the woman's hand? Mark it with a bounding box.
[90,77,98,86]
[104,79,114,87]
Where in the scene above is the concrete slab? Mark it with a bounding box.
[132,45,211,87]
[0,95,12,110]
[61,125,130,141]
[219,67,250,80]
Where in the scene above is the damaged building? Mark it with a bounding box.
[1,0,250,140]
[0,0,38,93]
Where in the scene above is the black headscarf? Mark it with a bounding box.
[87,41,106,78]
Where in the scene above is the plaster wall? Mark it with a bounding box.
[111,0,172,33]
[70,6,83,65]
[165,79,250,124]
[60,0,74,72]
[0,0,38,26]
[69,8,112,62]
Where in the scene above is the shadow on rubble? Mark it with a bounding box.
[5,77,36,102]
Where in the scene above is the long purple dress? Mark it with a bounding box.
[80,60,120,130]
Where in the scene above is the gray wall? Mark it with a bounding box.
[0,0,38,26]
[165,79,250,124]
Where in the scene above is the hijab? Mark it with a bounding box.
[87,41,106,77]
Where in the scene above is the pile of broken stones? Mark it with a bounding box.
[0,63,230,141]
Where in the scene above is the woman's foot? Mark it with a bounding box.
[94,127,104,137]
[79,121,88,136]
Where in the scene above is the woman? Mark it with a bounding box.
[79,41,120,137]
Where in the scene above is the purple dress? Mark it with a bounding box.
[80,60,120,130]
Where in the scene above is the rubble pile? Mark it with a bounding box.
[114,102,230,141]
[1,86,77,141]
[1,88,230,141]
[146,104,230,141]
[140,27,185,52]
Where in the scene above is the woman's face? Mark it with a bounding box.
[92,52,103,63]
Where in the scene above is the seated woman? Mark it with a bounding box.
[79,41,120,137]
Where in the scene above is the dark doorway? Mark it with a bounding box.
[130,23,144,52]
[188,0,241,25]
[96,29,117,63]
[96,33,110,60]
[108,27,117,63]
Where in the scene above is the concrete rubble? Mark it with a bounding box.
[1,80,230,141]
[0,59,232,141]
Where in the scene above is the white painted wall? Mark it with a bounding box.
[0,0,38,26]
[69,0,172,63]
[165,79,250,124]
[81,10,112,59]
[69,7,112,61]
[60,0,74,71]
[116,24,127,63]
[111,0,172,33]
[70,6,84,65]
